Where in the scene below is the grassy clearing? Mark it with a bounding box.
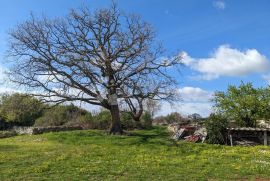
[0,126,270,180]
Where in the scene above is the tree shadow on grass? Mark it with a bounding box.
[113,126,178,147]
[46,126,178,147]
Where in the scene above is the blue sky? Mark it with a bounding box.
[1,0,270,117]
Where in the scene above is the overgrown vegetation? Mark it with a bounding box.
[213,82,270,127]
[0,93,153,130]
[154,112,189,125]
[205,114,228,144]
[0,93,44,126]
[203,82,270,144]
[0,127,270,180]
[34,104,93,128]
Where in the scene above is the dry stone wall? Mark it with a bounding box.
[13,126,83,135]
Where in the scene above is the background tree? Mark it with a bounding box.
[0,93,44,126]
[7,3,181,134]
[141,111,152,128]
[119,77,177,124]
[213,82,270,127]
[165,112,184,124]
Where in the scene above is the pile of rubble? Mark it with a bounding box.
[168,124,207,143]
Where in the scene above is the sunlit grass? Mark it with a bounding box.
[0,126,270,180]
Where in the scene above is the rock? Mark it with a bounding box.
[13,126,34,135]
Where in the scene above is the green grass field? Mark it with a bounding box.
[1,126,270,180]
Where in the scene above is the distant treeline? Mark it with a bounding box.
[0,93,152,130]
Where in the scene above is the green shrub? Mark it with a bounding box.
[0,116,12,130]
[205,114,228,144]
[120,111,138,130]
[36,106,152,130]
[91,110,142,130]
[35,104,93,128]
[165,112,184,124]
[0,93,44,126]
[65,112,93,129]
[91,110,111,130]
[141,111,152,129]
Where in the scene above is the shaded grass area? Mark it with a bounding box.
[1,126,270,180]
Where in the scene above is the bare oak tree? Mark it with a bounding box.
[7,4,181,134]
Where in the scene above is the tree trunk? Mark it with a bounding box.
[109,104,123,135]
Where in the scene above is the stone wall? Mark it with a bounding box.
[13,126,83,135]
[32,126,83,134]
[13,126,34,135]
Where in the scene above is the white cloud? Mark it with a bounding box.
[0,65,27,94]
[157,87,213,117]
[213,0,226,10]
[157,102,213,118]
[179,102,213,117]
[178,87,213,102]
[182,45,270,80]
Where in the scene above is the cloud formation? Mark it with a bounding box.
[182,45,270,80]
[157,87,213,117]
[213,0,226,10]
[178,86,213,102]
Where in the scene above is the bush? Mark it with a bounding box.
[35,104,93,128]
[141,111,152,129]
[120,111,138,130]
[90,110,111,129]
[0,116,12,130]
[205,114,228,144]
[0,93,44,126]
[64,112,93,129]
[91,110,143,130]
[36,107,113,130]
[165,112,183,124]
